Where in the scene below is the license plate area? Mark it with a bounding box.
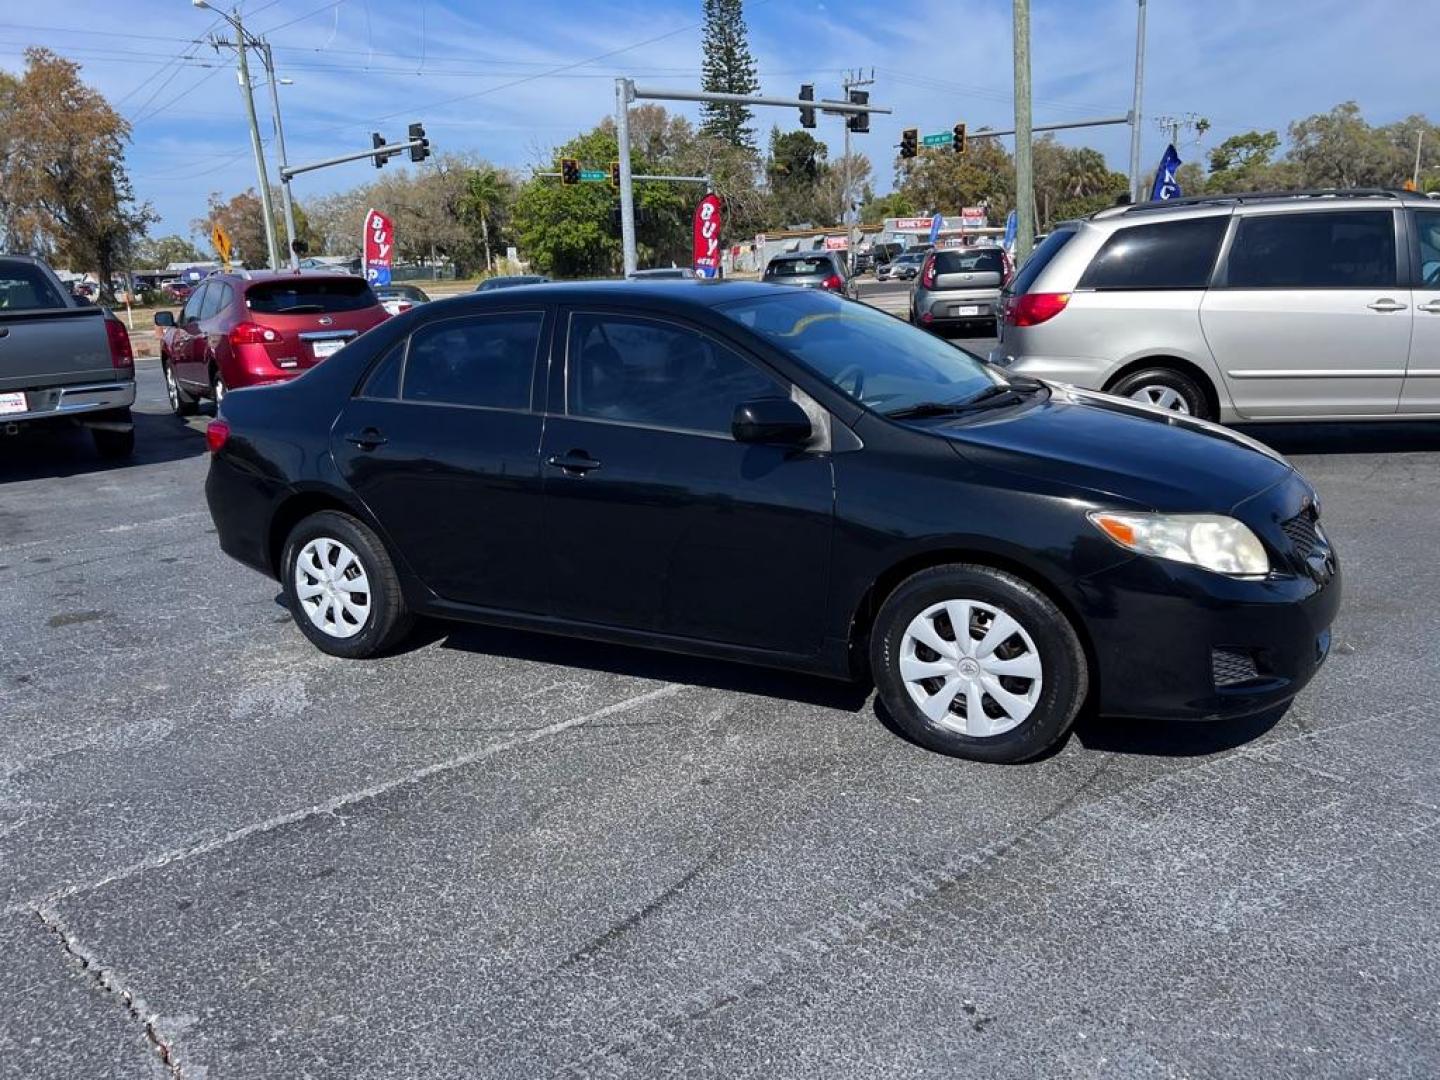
[309,338,346,359]
[0,391,28,415]
[951,305,981,317]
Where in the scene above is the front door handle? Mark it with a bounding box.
[344,428,387,450]
[1367,298,1408,312]
[547,451,602,475]
[1418,300,1440,314]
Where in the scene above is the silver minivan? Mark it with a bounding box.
[990,189,1440,422]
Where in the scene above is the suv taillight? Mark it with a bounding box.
[104,317,134,377]
[229,321,280,347]
[920,255,936,289]
[821,274,843,291]
[1005,292,1070,327]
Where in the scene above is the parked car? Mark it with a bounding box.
[911,247,1012,334]
[628,267,696,280]
[990,188,1440,421]
[155,270,388,414]
[160,280,193,303]
[375,284,431,316]
[205,280,1339,764]
[476,275,550,291]
[879,251,926,282]
[761,252,855,297]
[0,255,136,457]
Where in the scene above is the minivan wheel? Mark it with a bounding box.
[163,358,198,417]
[281,510,413,659]
[1108,366,1211,419]
[870,564,1088,764]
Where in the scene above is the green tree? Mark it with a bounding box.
[896,135,1016,223]
[135,234,204,268]
[459,168,511,273]
[699,0,759,151]
[1286,102,1404,188]
[1204,130,1287,192]
[766,127,832,226]
[1,49,153,299]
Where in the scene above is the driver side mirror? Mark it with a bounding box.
[153,310,175,327]
[732,396,812,446]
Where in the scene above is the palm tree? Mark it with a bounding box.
[462,169,507,273]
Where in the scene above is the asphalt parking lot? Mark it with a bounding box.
[3,357,1440,1078]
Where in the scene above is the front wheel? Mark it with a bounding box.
[870,564,1088,763]
[281,510,414,659]
[163,358,197,417]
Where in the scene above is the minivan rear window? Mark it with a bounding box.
[1007,228,1076,295]
[1078,216,1228,291]
[246,278,377,314]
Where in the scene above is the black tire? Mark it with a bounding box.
[280,510,414,659]
[162,357,198,417]
[91,410,135,459]
[1107,365,1213,420]
[869,564,1088,764]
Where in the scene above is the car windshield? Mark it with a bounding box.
[766,258,830,277]
[718,290,1002,415]
[246,277,376,314]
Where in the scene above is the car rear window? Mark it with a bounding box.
[934,250,1005,274]
[245,278,377,314]
[766,258,830,277]
[1078,216,1228,290]
[0,262,68,311]
[1007,227,1077,295]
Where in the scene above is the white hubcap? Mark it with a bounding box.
[898,599,1043,738]
[294,538,371,639]
[1130,385,1190,413]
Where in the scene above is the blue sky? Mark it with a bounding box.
[0,0,1425,239]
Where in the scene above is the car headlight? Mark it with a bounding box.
[1088,511,1269,578]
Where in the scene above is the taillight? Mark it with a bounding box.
[920,255,936,289]
[229,321,280,346]
[104,318,134,376]
[821,274,843,291]
[1006,292,1070,327]
[206,419,230,453]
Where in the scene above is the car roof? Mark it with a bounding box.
[210,269,363,286]
[430,278,779,311]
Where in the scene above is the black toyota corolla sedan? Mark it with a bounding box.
[205,280,1340,763]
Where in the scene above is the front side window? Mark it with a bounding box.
[566,313,781,435]
[1225,210,1397,289]
[402,312,543,410]
[200,282,229,320]
[719,290,1000,415]
[1078,216,1228,290]
[182,283,209,323]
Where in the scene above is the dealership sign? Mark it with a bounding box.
[892,217,937,232]
[961,206,989,229]
[363,208,394,287]
[692,194,723,278]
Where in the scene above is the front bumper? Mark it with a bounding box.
[3,380,136,426]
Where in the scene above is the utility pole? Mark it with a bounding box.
[840,69,874,226]
[260,43,300,269]
[1013,0,1034,261]
[1128,0,1147,203]
[616,78,638,278]
[1414,130,1425,190]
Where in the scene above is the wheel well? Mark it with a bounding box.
[1103,355,1219,418]
[267,492,355,577]
[848,548,1099,703]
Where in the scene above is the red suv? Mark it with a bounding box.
[156,271,388,414]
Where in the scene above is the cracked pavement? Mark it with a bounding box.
[2,360,1438,1077]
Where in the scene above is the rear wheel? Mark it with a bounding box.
[163,358,198,417]
[1108,366,1212,420]
[870,564,1088,763]
[281,510,413,659]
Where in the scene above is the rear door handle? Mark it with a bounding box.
[1418,301,1440,314]
[547,451,601,475]
[344,428,387,450]
[1367,298,1408,312]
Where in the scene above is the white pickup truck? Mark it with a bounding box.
[0,255,136,458]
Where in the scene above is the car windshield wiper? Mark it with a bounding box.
[885,379,1042,420]
[883,399,969,419]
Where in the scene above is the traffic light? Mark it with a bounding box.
[798,84,816,129]
[371,132,387,168]
[846,89,869,133]
[560,158,580,185]
[610,160,621,188]
[953,122,968,155]
[408,122,430,163]
[900,128,918,160]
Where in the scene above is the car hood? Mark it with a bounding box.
[937,384,1294,513]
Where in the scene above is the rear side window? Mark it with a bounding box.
[1078,217,1227,290]
[358,344,403,400]
[1008,227,1076,295]
[934,250,1005,274]
[0,262,67,310]
[246,277,377,314]
[1225,210,1396,289]
[402,312,542,410]
[766,258,829,278]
